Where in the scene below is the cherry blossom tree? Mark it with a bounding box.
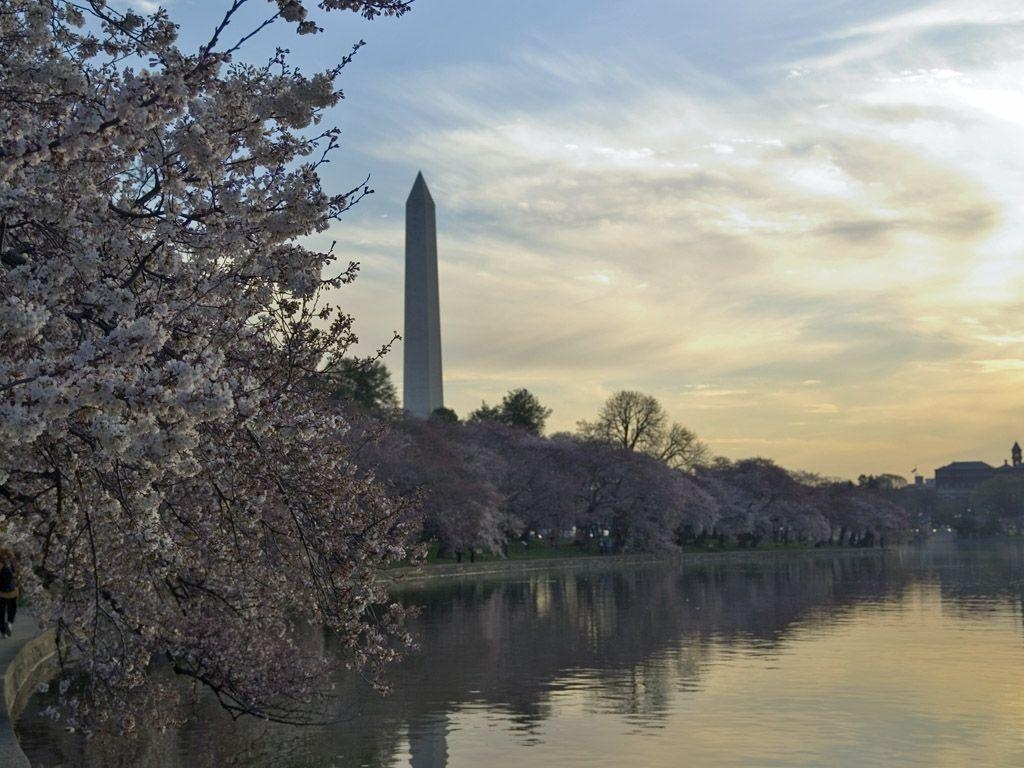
[698,459,833,546]
[363,415,911,557]
[0,0,415,730]
[604,449,717,552]
[368,418,507,557]
[561,438,715,552]
[819,482,910,546]
[460,421,571,543]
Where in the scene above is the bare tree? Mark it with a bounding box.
[578,391,666,451]
[655,423,710,471]
[578,391,709,471]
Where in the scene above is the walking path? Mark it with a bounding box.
[0,616,44,768]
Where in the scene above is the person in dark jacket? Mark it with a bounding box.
[0,548,18,638]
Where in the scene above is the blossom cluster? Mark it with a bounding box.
[1,0,413,730]
[364,417,911,555]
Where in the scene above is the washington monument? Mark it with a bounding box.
[403,172,444,418]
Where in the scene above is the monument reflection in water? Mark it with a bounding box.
[18,542,1024,767]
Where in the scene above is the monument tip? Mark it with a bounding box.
[408,171,433,204]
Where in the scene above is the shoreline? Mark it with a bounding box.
[8,545,894,763]
[0,617,53,768]
[380,544,891,588]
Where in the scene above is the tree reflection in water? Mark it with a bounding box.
[17,544,1024,768]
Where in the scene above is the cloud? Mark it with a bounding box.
[975,359,1024,373]
[805,403,840,414]
[117,0,163,12]
[328,0,1024,478]
[830,1,1024,39]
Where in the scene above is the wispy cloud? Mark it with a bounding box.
[327,0,1024,477]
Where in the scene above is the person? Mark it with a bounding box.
[0,548,18,638]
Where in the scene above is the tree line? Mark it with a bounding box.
[330,362,913,558]
[858,472,1024,537]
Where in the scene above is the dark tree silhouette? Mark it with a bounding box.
[430,406,460,424]
[577,390,709,471]
[471,388,552,435]
[322,358,398,413]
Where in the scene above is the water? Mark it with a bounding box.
[18,541,1024,767]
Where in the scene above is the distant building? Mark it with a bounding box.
[934,462,997,500]
[934,442,1024,500]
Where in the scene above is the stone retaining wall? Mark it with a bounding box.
[5,629,57,722]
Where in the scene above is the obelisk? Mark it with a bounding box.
[403,172,444,418]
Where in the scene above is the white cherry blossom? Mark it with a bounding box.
[1,0,413,731]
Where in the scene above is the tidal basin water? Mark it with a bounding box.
[18,541,1024,767]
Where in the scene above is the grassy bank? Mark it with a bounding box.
[382,542,889,586]
[419,538,819,566]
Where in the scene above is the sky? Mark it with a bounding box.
[152,0,1024,479]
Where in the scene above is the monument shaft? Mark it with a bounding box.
[403,172,444,418]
